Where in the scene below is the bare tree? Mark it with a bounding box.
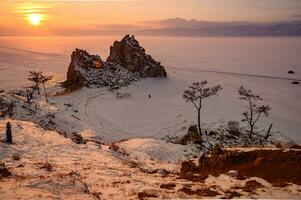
[27,71,53,102]
[238,86,271,138]
[183,81,222,140]
[27,71,43,94]
[40,74,53,102]
[25,86,37,103]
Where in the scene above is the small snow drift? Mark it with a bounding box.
[63,35,167,91]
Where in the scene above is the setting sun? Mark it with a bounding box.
[27,13,42,26]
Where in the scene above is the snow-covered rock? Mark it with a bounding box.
[108,35,167,78]
[63,35,167,91]
[115,92,131,99]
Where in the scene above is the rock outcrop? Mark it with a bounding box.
[181,148,301,185]
[107,35,167,78]
[63,35,167,91]
[63,49,93,89]
[63,49,139,90]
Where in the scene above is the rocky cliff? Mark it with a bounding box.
[107,35,167,78]
[63,49,101,89]
[63,35,167,90]
[63,48,139,90]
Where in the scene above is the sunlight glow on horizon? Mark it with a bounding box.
[0,0,300,36]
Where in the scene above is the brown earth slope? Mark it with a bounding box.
[181,148,301,185]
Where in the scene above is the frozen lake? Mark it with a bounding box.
[0,36,300,89]
[0,36,300,142]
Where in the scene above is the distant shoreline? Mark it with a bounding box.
[173,67,301,82]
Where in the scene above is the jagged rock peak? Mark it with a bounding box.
[107,35,167,78]
[62,49,105,89]
[72,48,105,70]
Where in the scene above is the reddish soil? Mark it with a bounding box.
[181,149,301,185]
[223,190,242,199]
[178,186,220,197]
[137,191,158,199]
[160,183,176,190]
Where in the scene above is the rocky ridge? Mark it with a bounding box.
[63,35,167,90]
[107,35,167,78]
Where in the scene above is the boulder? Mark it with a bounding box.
[181,125,200,145]
[288,70,295,74]
[227,120,240,136]
[107,35,167,78]
[116,92,131,99]
[0,96,14,118]
[0,162,11,179]
[225,170,239,178]
[292,81,299,85]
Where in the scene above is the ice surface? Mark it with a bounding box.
[0,36,300,142]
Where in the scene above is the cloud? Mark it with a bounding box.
[92,24,140,31]
[15,1,51,14]
[292,14,301,19]
[2,17,301,36]
[139,18,252,29]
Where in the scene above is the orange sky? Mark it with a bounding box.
[1,0,301,35]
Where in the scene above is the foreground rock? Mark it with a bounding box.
[107,35,167,78]
[0,163,11,179]
[63,35,167,91]
[0,96,14,118]
[181,125,200,145]
[181,148,301,185]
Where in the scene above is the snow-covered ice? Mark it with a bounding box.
[41,68,301,143]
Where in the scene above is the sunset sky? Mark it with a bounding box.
[1,0,301,35]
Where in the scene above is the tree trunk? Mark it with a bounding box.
[197,108,202,139]
[264,123,273,140]
[36,84,40,95]
[42,83,48,102]
[250,124,254,139]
